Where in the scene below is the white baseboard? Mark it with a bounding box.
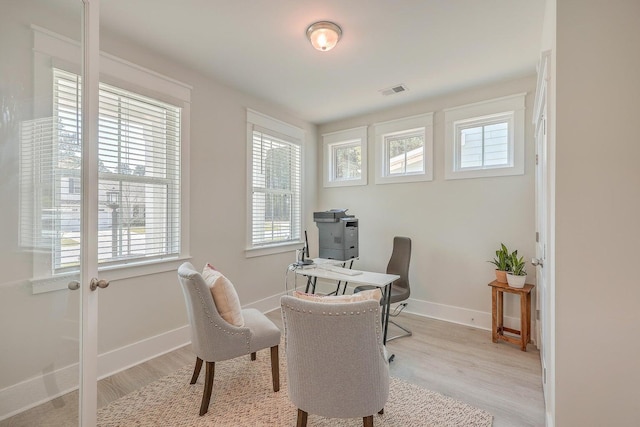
[403,297,493,330]
[403,296,528,335]
[1,289,533,421]
[244,289,288,314]
[0,325,190,421]
[248,283,528,337]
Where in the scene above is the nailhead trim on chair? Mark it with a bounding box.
[193,280,251,355]
[282,303,385,358]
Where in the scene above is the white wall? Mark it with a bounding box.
[555,1,640,425]
[317,76,537,329]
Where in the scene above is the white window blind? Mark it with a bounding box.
[250,126,301,247]
[20,68,181,272]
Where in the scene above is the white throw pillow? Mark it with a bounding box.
[202,264,245,327]
[293,288,382,303]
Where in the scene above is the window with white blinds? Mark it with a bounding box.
[20,68,181,272]
[247,111,303,249]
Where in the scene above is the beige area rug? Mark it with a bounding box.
[98,352,492,427]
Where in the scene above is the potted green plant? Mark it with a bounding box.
[488,243,510,283]
[506,251,527,288]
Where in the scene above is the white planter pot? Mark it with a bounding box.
[506,273,526,288]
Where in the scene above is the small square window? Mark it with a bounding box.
[445,94,525,180]
[374,113,433,184]
[456,114,512,170]
[332,141,362,181]
[385,130,425,176]
[323,127,367,187]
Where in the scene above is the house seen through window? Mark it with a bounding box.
[444,93,525,180]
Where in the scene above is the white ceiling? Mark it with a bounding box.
[99,0,546,124]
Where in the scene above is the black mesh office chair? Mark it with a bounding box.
[354,236,412,341]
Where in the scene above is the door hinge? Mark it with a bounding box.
[543,367,547,384]
[536,154,539,165]
[536,231,539,242]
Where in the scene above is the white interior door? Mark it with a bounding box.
[0,1,103,425]
[79,0,101,425]
[533,51,552,411]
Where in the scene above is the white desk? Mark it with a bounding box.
[295,263,400,345]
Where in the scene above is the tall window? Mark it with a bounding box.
[20,68,181,272]
[323,126,367,188]
[444,94,525,180]
[248,110,303,249]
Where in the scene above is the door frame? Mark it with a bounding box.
[80,0,100,425]
[533,50,556,426]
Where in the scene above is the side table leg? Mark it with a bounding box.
[491,287,498,343]
[497,290,504,336]
[520,292,528,351]
[526,291,532,344]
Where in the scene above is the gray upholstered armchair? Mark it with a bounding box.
[177,262,281,416]
[281,295,389,427]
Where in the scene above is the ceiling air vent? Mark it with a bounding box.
[379,84,408,96]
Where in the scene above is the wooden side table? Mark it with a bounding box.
[488,280,534,351]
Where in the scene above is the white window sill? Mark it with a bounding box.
[375,172,433,185]
[245,242,301,258]
[445,164,524,180]
[31,255,192,294]
[324,178,367,188]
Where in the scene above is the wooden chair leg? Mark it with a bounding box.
[250,352,256,361]
[296,409,308,427]
[199,361,215,416]
[270,345,280,392]
[190,357,203,384]
[363,415,374,427]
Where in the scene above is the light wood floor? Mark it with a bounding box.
[2,311,544,427]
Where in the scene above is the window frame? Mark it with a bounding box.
[374,113,434,185]
[47,69,183,273]
[322,126,368,188]
[246,109,305,257]
[444,93,526,180]
[28,26,192,293]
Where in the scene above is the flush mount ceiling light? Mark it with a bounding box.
[306,21,342,51]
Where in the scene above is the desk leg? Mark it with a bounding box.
[491,287,498,343]
[304,276,318,294]
[382,284,391,345]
